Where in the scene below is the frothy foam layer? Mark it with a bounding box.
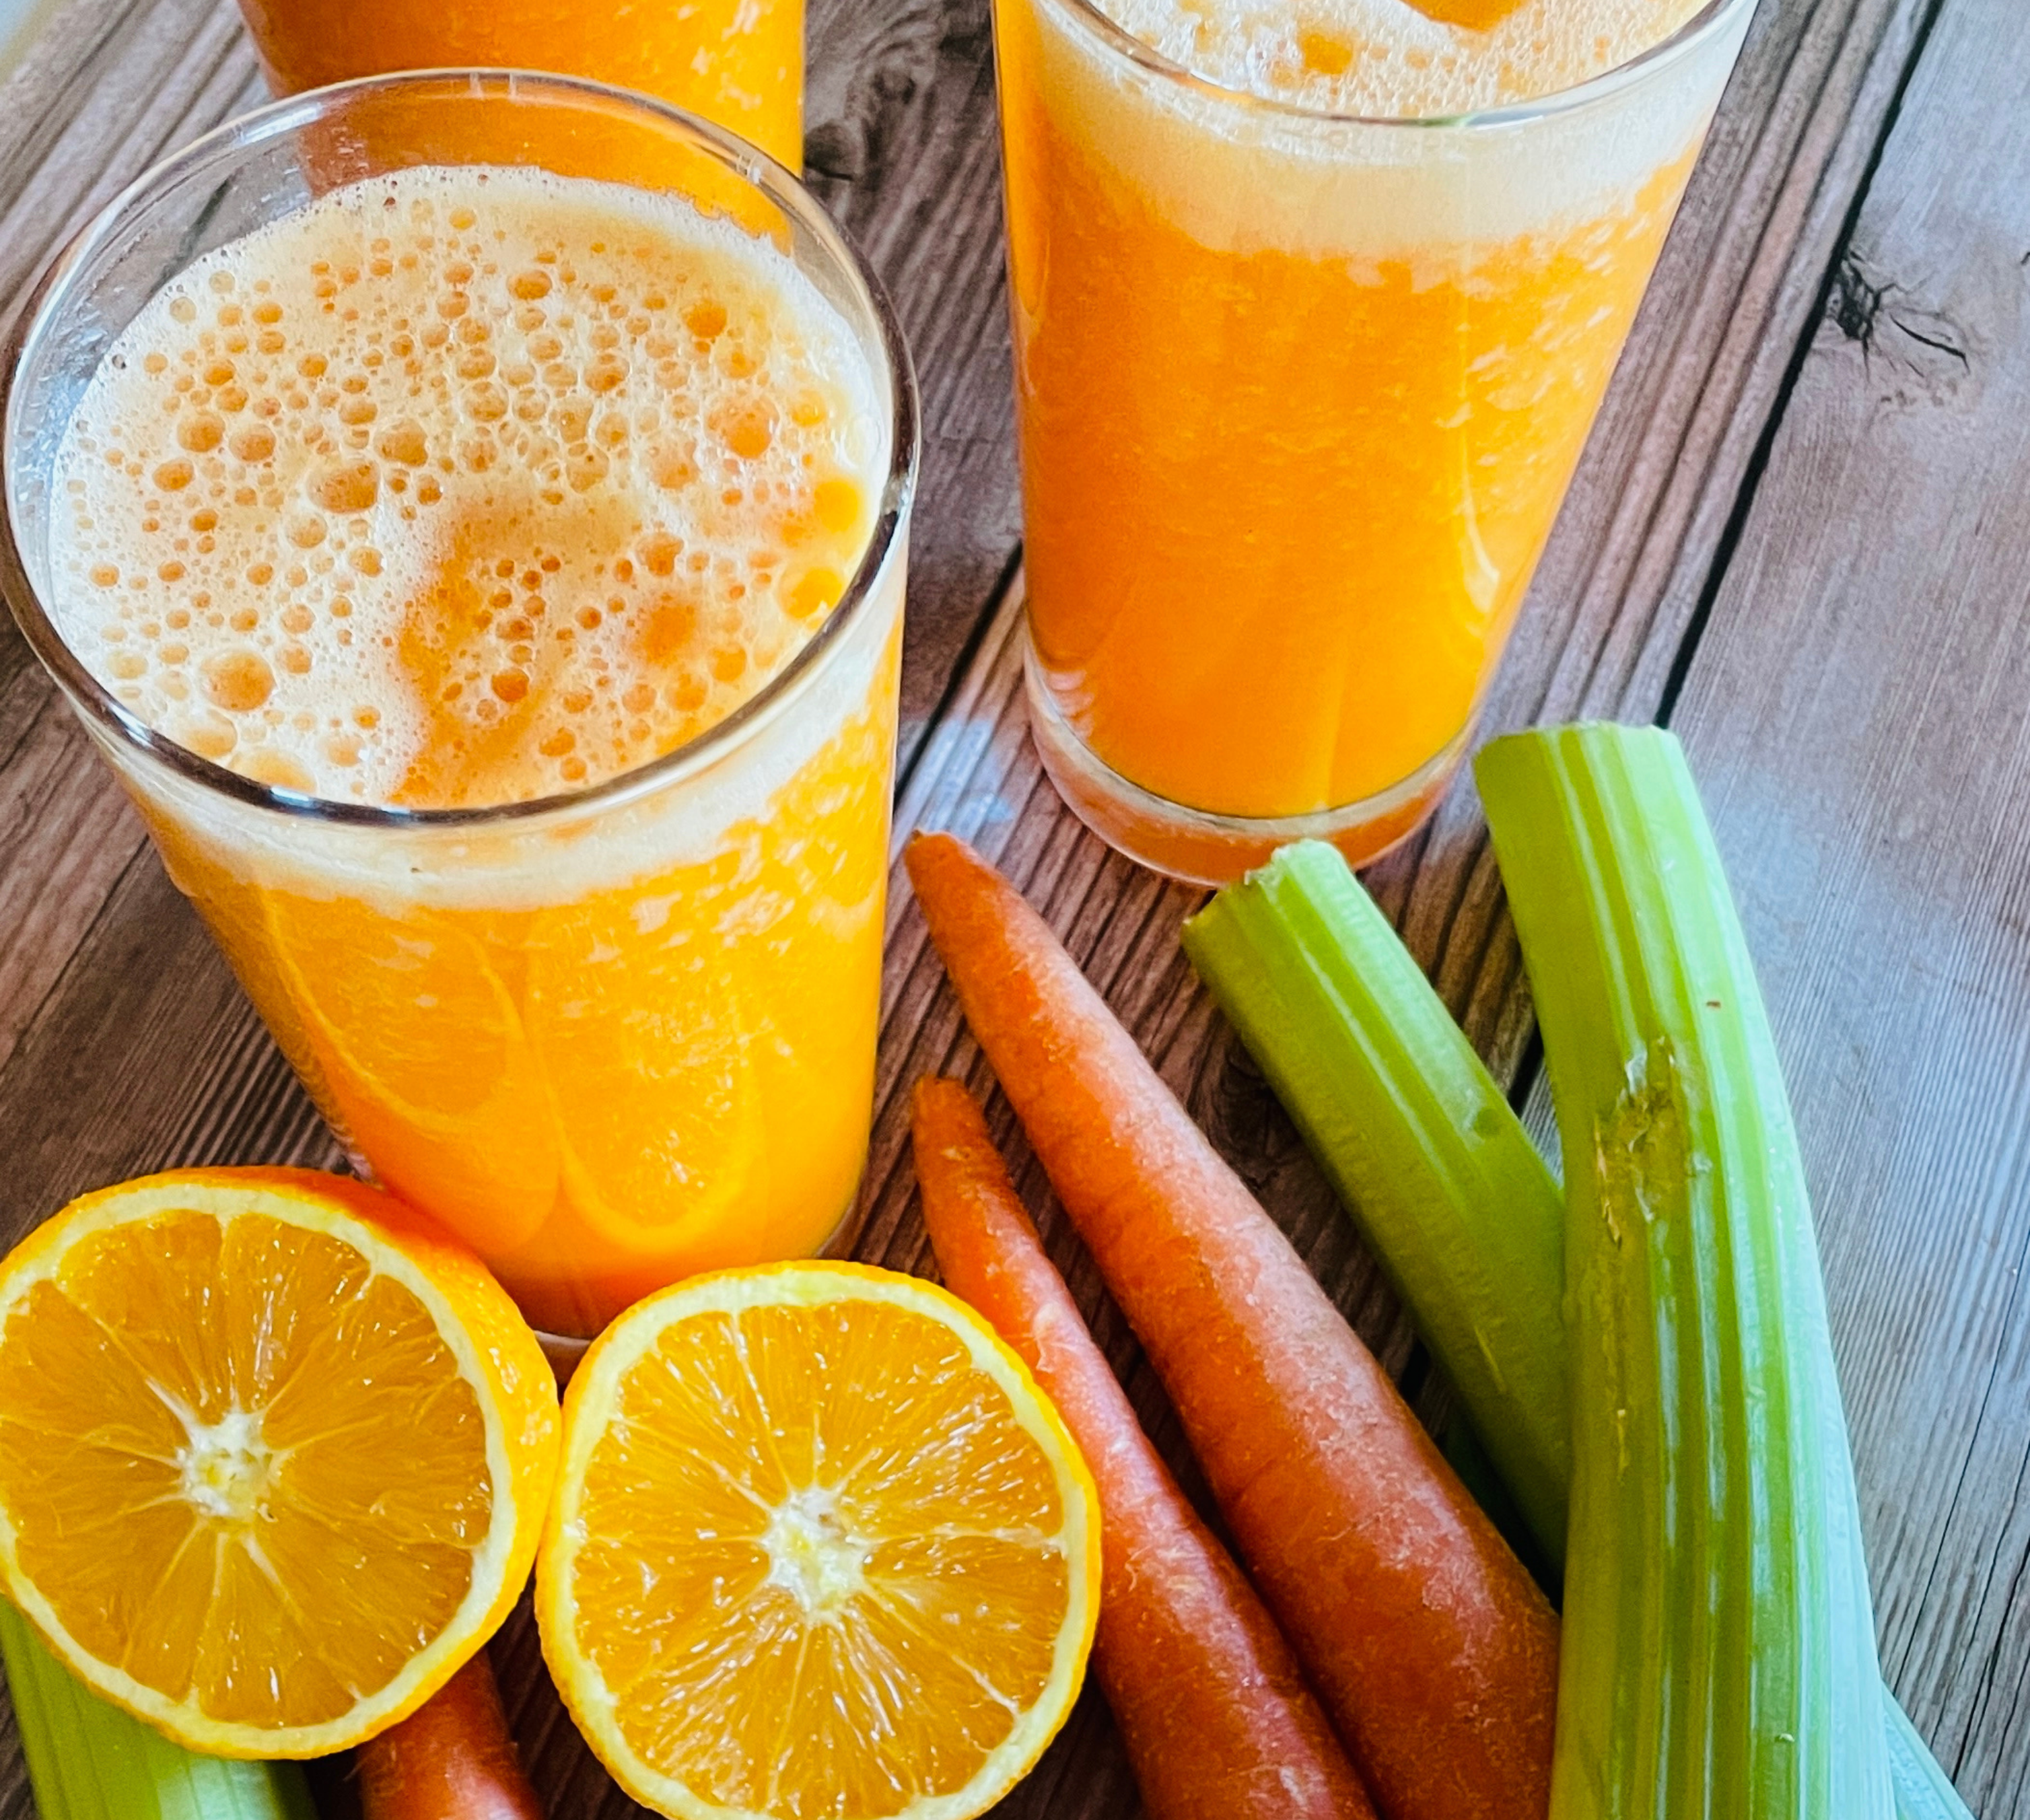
[50,166,885,808]
[1093,0,1710,116]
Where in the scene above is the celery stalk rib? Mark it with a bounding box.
[1478,724,1891,1820]
[0,1599,314,1820]
[1179,841,1570,1549]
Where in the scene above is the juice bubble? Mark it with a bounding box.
[50,166,884,809]
[1093,0,1708,115]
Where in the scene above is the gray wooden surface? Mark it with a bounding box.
[0,0,2023,1813]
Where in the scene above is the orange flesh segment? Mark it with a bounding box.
[569,1298,1074,1817]
[0,1210,489,1730]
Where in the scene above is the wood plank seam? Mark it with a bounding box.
[892,543,1023,806]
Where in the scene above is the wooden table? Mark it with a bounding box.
[1,0,2025,1813]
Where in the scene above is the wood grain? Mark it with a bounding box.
[804,0,1022,765]
[0,0,2004,1813]
[1650,0,2030,1807]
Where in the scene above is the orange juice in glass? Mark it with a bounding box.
[2,75,915,1336]
[998,0,1754,881]
[236,0,804,170]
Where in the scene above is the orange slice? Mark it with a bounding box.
[536,1261,1100,1820]
[525,876,765,1257]
[262,890,561,1255]
[0,1168,558,1757]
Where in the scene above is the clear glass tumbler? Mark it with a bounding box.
[997,0,1754,882]
[235,0,807,171]
[1,73,917,1337]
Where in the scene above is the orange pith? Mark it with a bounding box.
[0,1167,558,1757]
[537,1261,1101,1820]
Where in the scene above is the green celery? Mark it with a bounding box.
[1183,829,1967,1819]
[1887,1695,1973,1820]
[1179,840,1569,1550]
[0,1599,315,1820]
[1479,723,1890,1819]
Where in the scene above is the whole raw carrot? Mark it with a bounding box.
[911,1076,1378,1820]
[357,1652,545,1820]
[904,832,1559,1820]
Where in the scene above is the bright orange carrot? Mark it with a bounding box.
[911,1076,1378,1820]
[903,832,1558,1820]
[357,1652,545,1820]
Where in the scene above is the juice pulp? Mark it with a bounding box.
[234,0,805,171]
[1000,0,1738,834]
[48,167,898,1334]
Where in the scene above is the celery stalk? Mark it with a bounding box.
[1179,840,1570,1549]
[0,1599,315,1820]
[1185,833,1967,1818]
[1478,723,1891,1820]
[1887,1695,1972,1820]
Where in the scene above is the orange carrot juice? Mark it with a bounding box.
[235,0,805,170]
[998,0,1752,879]
[15,88,911,1336]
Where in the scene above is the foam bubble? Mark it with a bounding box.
[1091,0,1710,117]
[1013,0,1744,271]
[50,166,886,809]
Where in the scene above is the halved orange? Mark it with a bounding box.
[536,1261,1101,1820]
[0,1168,559,1756]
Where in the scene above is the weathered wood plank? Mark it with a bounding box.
[1650,0,2030,1807]
[0,0,261,313]
[0,662,141,1076]
[804,0,1020,761]
[0,0,1974,1817]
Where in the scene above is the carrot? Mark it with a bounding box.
[903,832,1559,1820]
[911,1076,1378,1820]
[357,1652,545,1820]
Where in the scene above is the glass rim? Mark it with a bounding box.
[1030,0,1757,131]
[0,67,921,833]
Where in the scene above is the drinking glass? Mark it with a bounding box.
[1,73,917,1337]
[235,0,806,170]
[996,0,1754,882]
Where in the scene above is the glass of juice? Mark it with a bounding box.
[234,0,806,171]
[1,71,916,1337]
[998,0,1755,882]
